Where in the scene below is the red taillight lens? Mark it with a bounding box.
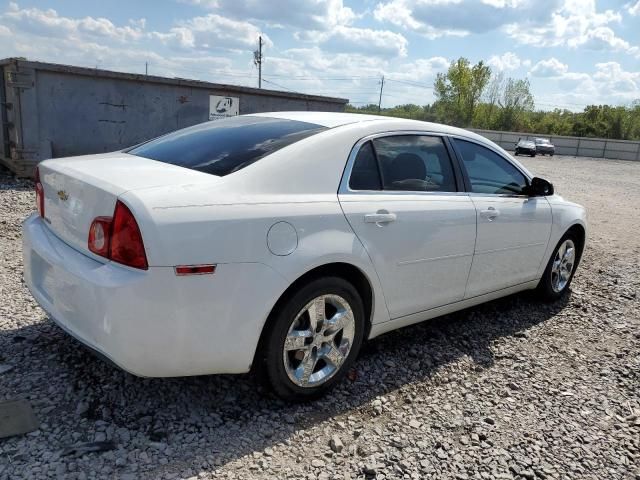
[109,200,148,270]
[34,167,44,218]
[87,201,148,270]
[88,217,113,257]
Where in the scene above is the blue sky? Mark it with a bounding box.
[0,0,638,110]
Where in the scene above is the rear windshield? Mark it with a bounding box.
[127,116,327,176]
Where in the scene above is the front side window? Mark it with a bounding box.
[454,139,528,195]
[372,135,457,192]
[128,116,327,177]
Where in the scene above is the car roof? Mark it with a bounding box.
[253,111,532,175]
[250,111,476,136]
[250,111,383,128]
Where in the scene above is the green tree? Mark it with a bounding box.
[433,58,491,127]
[475,72,504,129]
[496,78,535,131]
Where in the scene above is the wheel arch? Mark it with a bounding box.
[565,222,586,267]
[251,262,375,370]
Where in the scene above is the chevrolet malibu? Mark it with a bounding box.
[23,112,587,401]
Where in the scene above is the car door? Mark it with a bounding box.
[451,138,552,298]
[339,134,476,319]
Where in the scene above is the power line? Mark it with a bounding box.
[261,78,299,93]
[385,78,434,89]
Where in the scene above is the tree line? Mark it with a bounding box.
[346,57,640,141]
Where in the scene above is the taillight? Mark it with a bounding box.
[87,201,148,270]
[110,201,148,270]
[34,166,44,218]
[88,217,112,257]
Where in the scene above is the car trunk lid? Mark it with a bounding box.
[38,152,216,257]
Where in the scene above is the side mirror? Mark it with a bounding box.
[528,177,554,196]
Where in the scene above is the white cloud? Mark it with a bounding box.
[1,4,270,53]
[373,0,564,38]
[593,61,639,93]
[373,0,469,39]
[2,3,145,43]
[185,0,356,30]
[395,57,451,79]
[487,52,524,71]
[260,50,449,105]
[504,0,637,57]
[530,58,568,77]
[374,0,638,58]
[153,14,272,50]
[0,3,257,83]
[556,72,593,92]
[298,26,408,58]
[578,26,633,52]
[627,1,640,15]
[543,62,639,107]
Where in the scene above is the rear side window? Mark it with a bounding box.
[349,141,382,191]
[128,116,327,177]
[373,135,457,192]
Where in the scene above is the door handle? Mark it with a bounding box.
[364,211,397,224]
[480,207,500,221]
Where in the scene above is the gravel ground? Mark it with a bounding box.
[0,155,638,480]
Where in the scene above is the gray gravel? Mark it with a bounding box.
[1,155,639,480]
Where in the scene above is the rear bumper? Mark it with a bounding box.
[22,214,288,377]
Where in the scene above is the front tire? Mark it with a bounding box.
[261,277,365,401]
[537,233,579,301]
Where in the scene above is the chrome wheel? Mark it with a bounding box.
[283,294,355,388]
[551,239,575,293]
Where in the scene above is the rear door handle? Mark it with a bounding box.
[364,212,397,224]
[480,207,500,221]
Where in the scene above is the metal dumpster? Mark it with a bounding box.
[0,58,348,177]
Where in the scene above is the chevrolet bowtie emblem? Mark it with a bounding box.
[57,190,69,201]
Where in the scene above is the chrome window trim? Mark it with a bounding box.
[338,130,468,197]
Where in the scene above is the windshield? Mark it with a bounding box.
[127,116,327,176]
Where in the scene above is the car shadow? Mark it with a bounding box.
[0,289,571,477]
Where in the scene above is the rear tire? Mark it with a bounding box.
[537,232,579,302]
[261,277,365,401]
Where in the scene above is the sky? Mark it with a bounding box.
[0,0,638,111]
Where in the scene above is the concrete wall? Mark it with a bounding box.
[471,128,640,161]
[0,58,348,176]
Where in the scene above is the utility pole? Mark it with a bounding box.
[378,75,385,113]
[253,36,264,88]
[145,62,148,76]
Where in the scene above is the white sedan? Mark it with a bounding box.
[23,112,587,400]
